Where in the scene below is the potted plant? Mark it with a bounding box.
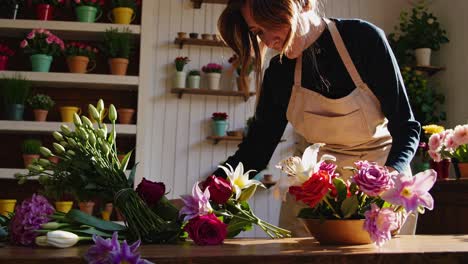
[72,0,104,23]
[20,29,64,72]
[117,107,135,124]
[174,56,190,88]
[64,41,98,74]
[202,63,223,90]
[59,106,81,123]
[102,28,133,75]
[229,54,254,92]
[211,112,228,137]
[27,94,55,122]
[37,169,74,213]
[391,0,449,66]
[109,0,141,25]
[187,70,201,89]
[22,139,42,168]
[0,199,16,216]
[0,74,31,121]
[0,43,15,71]
[32,0,64,21]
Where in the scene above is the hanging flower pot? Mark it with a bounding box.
[109,7,135,24]
[75,5,102,23]
[0,56,9,71]
[108,58,129,75]
[0,199,16,217]
[35,4,54,21]
[55,201,74,213]
[4,104,25,120]
[414,48,431,66]
[30,54,53,72]
[79,201,95,215]
[173,71,186,88]
[117,108,135,124]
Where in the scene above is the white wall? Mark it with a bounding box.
[137,0,407,237]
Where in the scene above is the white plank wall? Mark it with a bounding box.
[136,0,407,237]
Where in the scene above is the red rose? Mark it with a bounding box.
[202,175,232,204]
[136,178,165,207]
[289,170,332,208]
[184,213,227,246]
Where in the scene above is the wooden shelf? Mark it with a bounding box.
[191,0,228,9]
[0,19,141,41]
[171,88,255,101]
[261,180,277,189]
[0,168,32,180]
[207,135,286,145]
[413,65,445,76]
[174,37,226,49]
[0,121,137,136]
[0,71,139,91]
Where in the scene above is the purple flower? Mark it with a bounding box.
[381,169,437,212]
[179,182,213,222]
[10,194,55,246]
[319,161,337,176]
[352,161,393,196]
[85,232,152,264]
[363,204,399,247]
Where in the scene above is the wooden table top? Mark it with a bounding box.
[1,235,468,264]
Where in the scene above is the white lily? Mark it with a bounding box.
[274,143,336,201]
[218,162,265,200]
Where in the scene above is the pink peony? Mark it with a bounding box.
[20,40,28,48]
[452,125,468,145]
[46,36,54,44]
[184,213,227,246]
[363,204,399,247]
[352,161,393,197]
[26,32,35,40]
[444,132,459,152]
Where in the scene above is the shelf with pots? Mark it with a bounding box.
[190,0,228,9]
[174,36,226,49]
[171,88,255,101]
[412,65,445,76]
[0,19,141,41]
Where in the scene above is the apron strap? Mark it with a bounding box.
[323,18,365,88]
[294,54,303,87]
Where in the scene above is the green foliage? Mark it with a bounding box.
[102,28,133,59]
[188,70,200,76]
[21,29,64,57]
[27,94,55,110]
[22,139,42,154]
[0,74,31,105]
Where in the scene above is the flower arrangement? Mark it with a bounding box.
[428,124,468,162]
[228,54,254,76]
[72,0,105,9]
[110,0,141,13]
[275,143,436,246]
[211,112,228,121]
[202,63,223,74]
[0,43,15,57]
[27,94,55,111]
[180,163,291,245]
[174,57,189,72]
[20,29,64,56]
[102,28,133,59]
[391,0,449,51]
[32,0,64,6]
[64,41,98,60]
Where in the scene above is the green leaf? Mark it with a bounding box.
[297,208,319,219]
[66,209,126,232]
[120,150,133,172]
[127,162,138,187]
[341,196,359,219]
[226,217,252,238]
[332,178,348,202]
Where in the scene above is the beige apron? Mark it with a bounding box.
[279,18,417,237]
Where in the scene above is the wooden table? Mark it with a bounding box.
[1,235,468,263]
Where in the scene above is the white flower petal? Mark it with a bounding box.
[301,143,325,171]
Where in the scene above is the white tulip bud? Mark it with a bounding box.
[73,113,82,127]
[88,104,100,122]
[97,99,104,113]
[46,231,79,248]
[81,116,93,128]
[60,124,72,136]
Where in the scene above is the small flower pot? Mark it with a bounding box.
[189,33,199,39]
[79,201,95,215]
[48,156,60,164]
[0,199,16,217]
[187,75,201,89]
[67,55,95,73]
[212,120,228,136]
[4,104,24,121]
[236,76,251,92]
[117,108,135,124]
[35,4,54,21]
[33,109,48,122]
[108,58,129,75]
[300,218,372,245]
[212,34,220,42]
[59,106,81,123]
[23,154,40,168]
[173,71,187,88]
[109,7,135,25]
[102,202,113,220]
[430,159,451,180]
[30,54,53,72]
[75,5,101,23]
[415,48,431,66]
[55,201,74,213]
[178,32,188,39]
[201,33,211,40]
[0,55,9,71]
[206,72,221,90]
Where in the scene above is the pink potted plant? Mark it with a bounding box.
[0,43,15,71]
[64,41,98,74]
[202,63,223,90]
[20,29,64,72]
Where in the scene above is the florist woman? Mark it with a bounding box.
[212,0,421,236]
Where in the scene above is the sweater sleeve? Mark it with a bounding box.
[360,22,421,172]
[212,66,289,179]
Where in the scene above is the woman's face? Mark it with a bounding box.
[241,3,291,51]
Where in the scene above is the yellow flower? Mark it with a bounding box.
[422,124,445,135]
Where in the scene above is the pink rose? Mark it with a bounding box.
[363,204,399,246]
[428,133,442,152]
[46,36,54,44]
[75,0,81,3]
[202,175,232,204]
[184,213,227,245]
[352,161,393,197]
[136,178,166,207]
[20,40,28,48]
[26,32,35,39]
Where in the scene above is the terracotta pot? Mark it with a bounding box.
[33,109,48,122]
[300,218,372,245]
[108,58,129,75]
[48,156,60,164]
[456,162,468,179]
[79,201,95,215]
[67,56,93,73]
[23,154,40,168]
[117,108,135,124]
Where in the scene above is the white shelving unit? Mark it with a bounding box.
[0,168,29,180]
[0,19,141,41]
[0,121,137,135]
